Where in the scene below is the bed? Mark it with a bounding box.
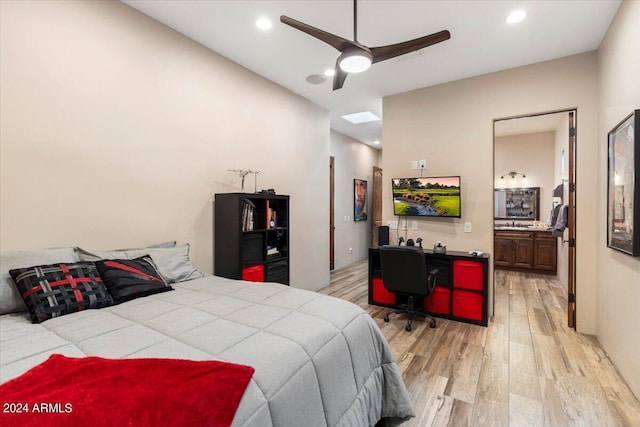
[0,248,414,427]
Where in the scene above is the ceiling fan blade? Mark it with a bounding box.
[332,62,348,91]
[370,30,451,63]
[280,16,355,52]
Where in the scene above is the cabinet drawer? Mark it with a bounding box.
[452,289,483,321]
[495,231,533,239]
[372,277,395,305]
[453,260,484,290]
[424,286,450,315]
[242,265,264,282]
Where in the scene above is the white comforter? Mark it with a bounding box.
[0,275,414,426]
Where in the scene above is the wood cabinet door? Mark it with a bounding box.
[512,239,534,268]
[494,238,513,266]
[534,236,557,272]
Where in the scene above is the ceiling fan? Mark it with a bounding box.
[280,0,451,90]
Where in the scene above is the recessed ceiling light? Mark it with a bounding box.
[506,10,526,24]
[342,111,380,124]
[305,74,326,85]
[324,68,335,77]
[373,140,380,145]
[256,17,272,30]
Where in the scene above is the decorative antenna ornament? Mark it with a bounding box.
[228,169,261,192]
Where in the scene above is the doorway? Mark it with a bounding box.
[493,109,577,328]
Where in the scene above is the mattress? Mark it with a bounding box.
[0,274,414,426]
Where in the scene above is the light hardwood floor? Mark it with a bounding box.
[322,261,640,426]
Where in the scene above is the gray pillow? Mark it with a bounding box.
[0,247,79,314]
[75,241,176,262]
[147,244,204,284]
[76,247,147,262]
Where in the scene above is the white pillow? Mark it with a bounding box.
[0,247,79,314]
[147,244,204,284]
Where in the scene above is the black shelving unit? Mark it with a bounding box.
[214,193,289,285]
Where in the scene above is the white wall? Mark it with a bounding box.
[554,114,570,288]
[597,0,640,399]
[494,132,556,224]
[384,52,599,332]
[0,0,330,291]
[330,131,379,270]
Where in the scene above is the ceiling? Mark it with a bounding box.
[122,0,620,148]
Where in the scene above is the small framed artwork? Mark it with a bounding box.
[607,109,639,256]
[354,179,368,222]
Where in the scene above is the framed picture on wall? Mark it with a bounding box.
[607,109,639,256]
[354,179,368,222]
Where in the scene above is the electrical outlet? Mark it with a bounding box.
[411,220,418,230]
[419,159,426,169]
[387,220,398,230]
[464,222,472,233]
[401,221,407,231]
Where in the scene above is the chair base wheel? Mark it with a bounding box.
[405,324,411,332]
[383,315,389,322]
[430,319,437,328]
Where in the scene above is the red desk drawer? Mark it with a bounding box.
[452,289,483,321]
[424,286,450,315]
[372,277,395,305]
[242,265,264,282]
[453,260,483,290]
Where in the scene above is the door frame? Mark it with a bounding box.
[330,156,335,271]
[371,166,383,247]
[492,108,577,328]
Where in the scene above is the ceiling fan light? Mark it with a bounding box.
[338,48,372,73]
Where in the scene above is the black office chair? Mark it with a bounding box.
[379,245,438,332]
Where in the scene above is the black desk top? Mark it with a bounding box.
[371,246,489,260]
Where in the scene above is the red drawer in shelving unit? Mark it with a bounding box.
[242,265,264,282]
[424,286,450,315]
[452,260,483,290]
[452,289,483,321]
[372,277,395,305]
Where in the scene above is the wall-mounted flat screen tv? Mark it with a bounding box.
[392,176,461,217]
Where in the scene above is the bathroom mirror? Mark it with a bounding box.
[494,187,540,220]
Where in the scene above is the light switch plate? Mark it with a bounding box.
[411,220,418,230]
[419,159,426,169]
[464,222,472,233]
[411,160,418,170]
[387,220,398,230]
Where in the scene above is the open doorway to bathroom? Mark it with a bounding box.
[493,109,577,329]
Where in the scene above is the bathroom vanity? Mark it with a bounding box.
[494,228,557,274]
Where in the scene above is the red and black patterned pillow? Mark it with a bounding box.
[9,262,114,323]
[95,256,173,304]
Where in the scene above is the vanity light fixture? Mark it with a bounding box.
[499,171,527,186]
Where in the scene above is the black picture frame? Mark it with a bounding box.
[354,179,368,222]
[607,109,639,256]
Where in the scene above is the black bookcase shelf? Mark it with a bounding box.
[214,193,290,285]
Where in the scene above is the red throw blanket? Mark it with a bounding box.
[0,354,255,427]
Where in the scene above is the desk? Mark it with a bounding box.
[368,248,489,326]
